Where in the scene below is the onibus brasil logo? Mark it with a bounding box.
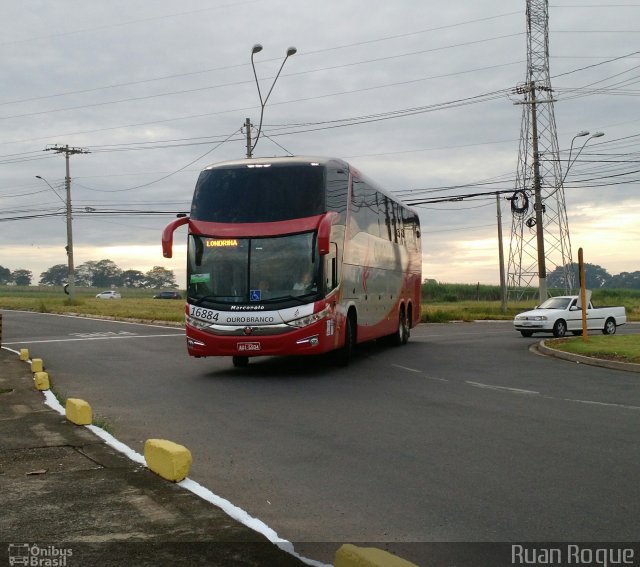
[7,544,72,566]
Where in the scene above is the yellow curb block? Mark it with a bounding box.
[19,348,30,361]
[335,544,419,567]
[33,371,50,391]
[31,358,44,373]
[144,439,192,482]
[65,398,93,425]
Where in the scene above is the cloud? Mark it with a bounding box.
[1,0,638,286]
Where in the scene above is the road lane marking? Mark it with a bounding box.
[391,364,421,373]
[560,397,640,411]
[2,333,184,345]
[390,364,449,381]
[466,381,540,395]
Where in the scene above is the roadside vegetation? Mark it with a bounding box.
[421,282,640,323]
[0,286,184,323]
[547,335,640,364]
[1,283,638,324]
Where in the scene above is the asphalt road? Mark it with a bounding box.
[3,311,639,565]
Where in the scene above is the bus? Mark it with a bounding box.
[162,156,422,367]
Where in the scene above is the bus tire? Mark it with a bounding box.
[403,305,411,345]
[335,313,356,366]
[232,356,249,368]
[391,308,409,346]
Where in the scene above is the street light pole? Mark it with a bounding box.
[548,131,604,199]
[247,44,297,157]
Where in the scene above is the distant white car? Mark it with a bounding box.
[514,295,626,337]
[96,290,121,300]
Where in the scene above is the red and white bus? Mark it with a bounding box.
[162,156,422,367]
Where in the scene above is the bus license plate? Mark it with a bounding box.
[237,342,261,352]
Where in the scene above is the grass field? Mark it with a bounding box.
[0,286,184,323]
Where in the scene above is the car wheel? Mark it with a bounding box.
[552,319,567,338]
[602,317,616,335]
[520,330,533,337]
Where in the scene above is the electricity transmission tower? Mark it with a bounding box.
[507,0,574,303]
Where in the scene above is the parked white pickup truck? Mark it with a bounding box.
[514,295,627,338]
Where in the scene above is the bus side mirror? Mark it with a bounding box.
[317,212,339,256]
[162,216,190,258]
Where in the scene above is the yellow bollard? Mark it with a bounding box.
[144,439,192,482]
[65,398,92,425]
[335,544,419,567]
[33,372,50,391]
[19,348,29,361]
[31,358,44,373]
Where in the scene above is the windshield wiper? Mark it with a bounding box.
[191,294,239,306]
[260,293,316,305]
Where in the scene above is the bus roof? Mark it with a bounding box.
[201,156,349,171]
[198,155,416,214]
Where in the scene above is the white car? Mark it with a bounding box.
[96,290,121,300]
[514,295,626,337]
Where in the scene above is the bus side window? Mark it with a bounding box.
[325,243,339,292]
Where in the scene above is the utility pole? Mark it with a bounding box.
[496,193,507,313]
[529,82,548,302]
[44,144,90,303]
[245,118,253,158]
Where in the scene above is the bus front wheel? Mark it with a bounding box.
[232,356,249,368]
[335,314,356,366]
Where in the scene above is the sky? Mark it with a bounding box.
[1,0,639,288]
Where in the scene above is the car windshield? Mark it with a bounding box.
[187,232,320,308]
[538,297,572,309]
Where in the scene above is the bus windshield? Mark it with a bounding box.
[187,232,320,306]
[191,164,325,223]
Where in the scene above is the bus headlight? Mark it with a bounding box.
[187,315,212,330]
[289,306,330,328]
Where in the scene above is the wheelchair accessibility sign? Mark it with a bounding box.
[250,289,261,301]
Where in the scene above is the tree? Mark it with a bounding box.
[39,264,69,286]
[92,259,123,288]
[121,269,147,288]
[145,266,177,289]
[547,262,611,289]
[75,261,97,287]
[0,265,11,284]
[76,259,122,288]
[12,269,32,286]
[606,271,640,290]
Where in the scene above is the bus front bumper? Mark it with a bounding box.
[185,319,338,357]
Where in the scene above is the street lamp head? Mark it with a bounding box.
[286,46,297,57]
[576,131,590,137]
[592,131,605,138]
[35,175,43,179]
[252,44,263,55]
